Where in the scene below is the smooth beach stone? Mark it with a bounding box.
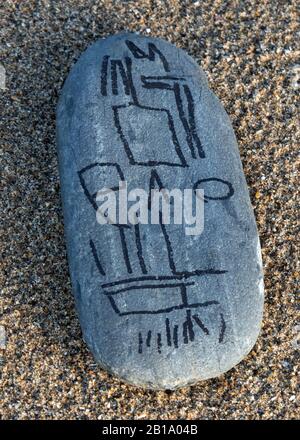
[56,33,264,389]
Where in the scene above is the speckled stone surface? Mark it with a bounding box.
[0,0,299,418]
[57,33,264,389]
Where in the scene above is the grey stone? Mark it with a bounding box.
[56,33,264,389]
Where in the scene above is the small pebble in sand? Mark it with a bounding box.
[0,64,5,90]
[0,326,6,350]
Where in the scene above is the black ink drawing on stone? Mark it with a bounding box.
[57,34,264,389]
[80,41,234,353]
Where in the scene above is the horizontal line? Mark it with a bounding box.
[132,161,187,168]
[103,282,194,296]
[116,301,219,316]
[141,75,186,81]
[101,269,227,289]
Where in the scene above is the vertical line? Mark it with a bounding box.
[183,310,194,344]
[165,318,172,346]
[173,325,179,348]
[100,55,109,96]
[113,106,135,165]
[165,110,187,167]
[183,321,188,344]
[174,83,196,158]
[180,284,188,306]
[186,309,195,342]
[125,57,139,105]
[159,211,177,274]
[157,333,162,354]
[117,60,131,95]
[183,84,205,158]
[111,60,118,95]
[89,239,105,276]
[134,224,147,274]
[138,332,143,354]
[119,227,132,274]
[146,330,152,347]
[219,313,226,343]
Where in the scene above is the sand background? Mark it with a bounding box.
[0,0,299,419]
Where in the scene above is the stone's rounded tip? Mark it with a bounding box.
[91,320,262,390]
[57,33,264,388]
